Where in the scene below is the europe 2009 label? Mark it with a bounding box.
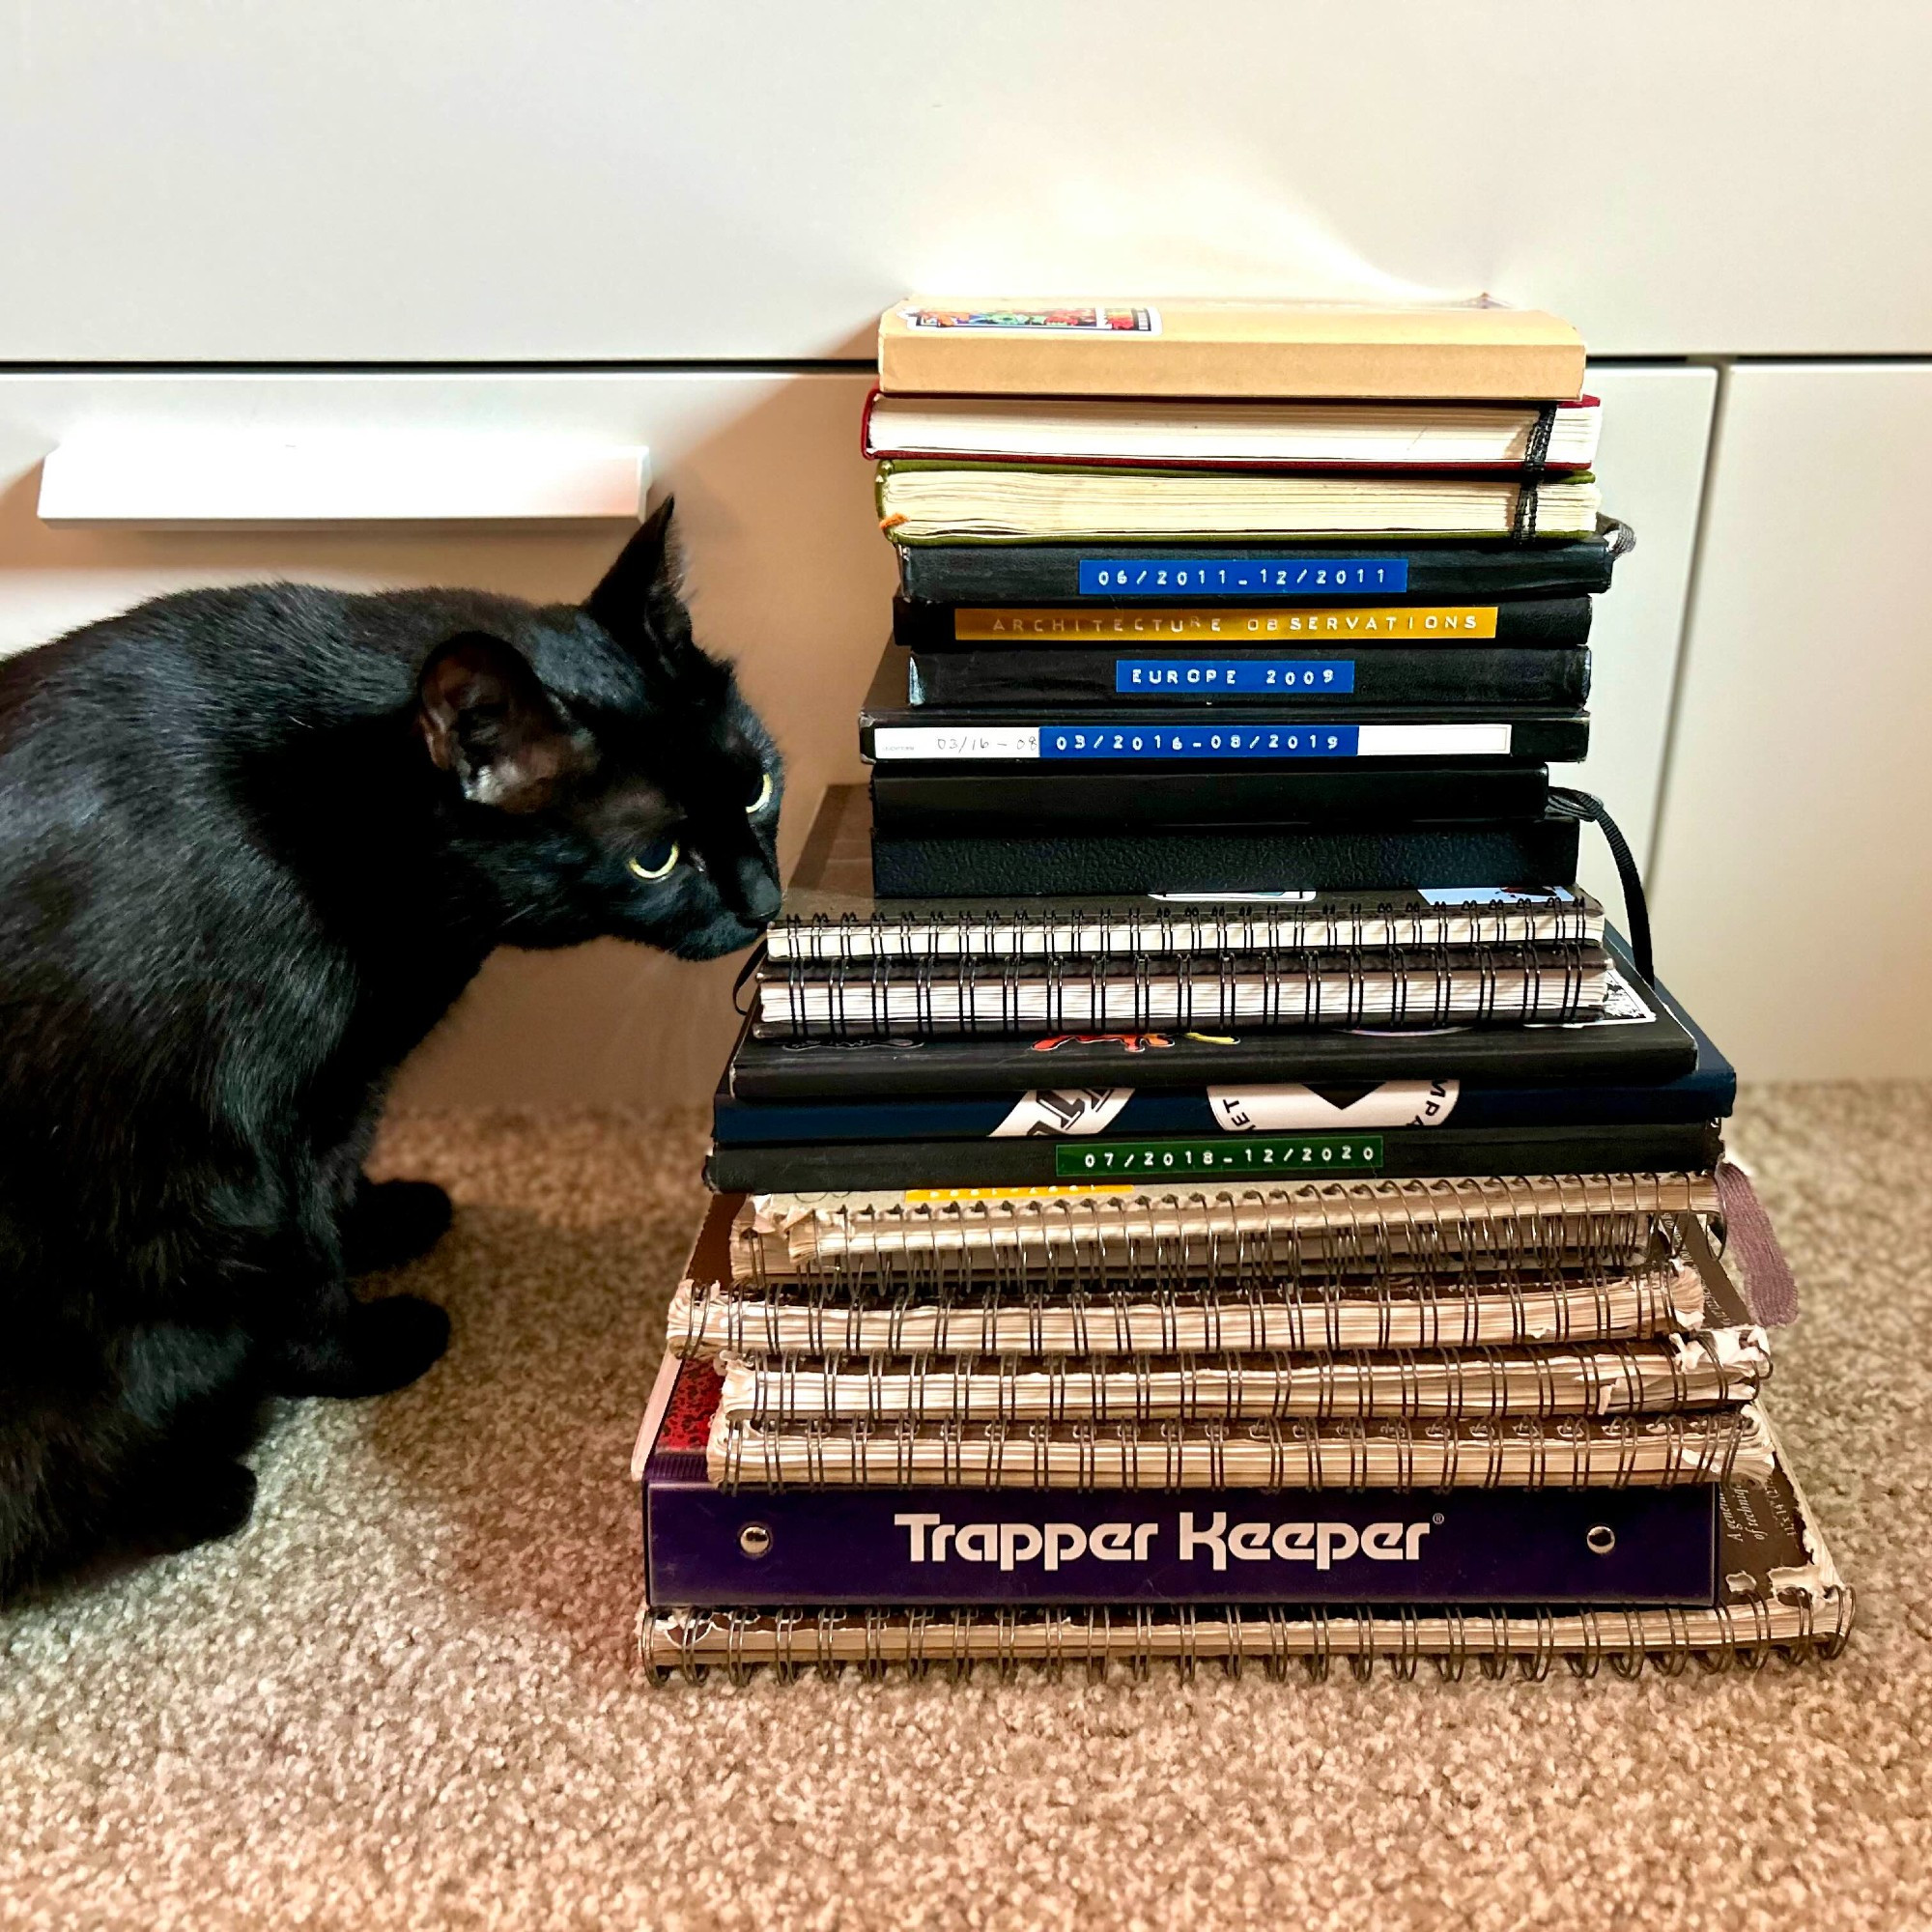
[1115,658,1355,695]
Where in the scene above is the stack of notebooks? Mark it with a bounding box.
[635,297,1853,1682]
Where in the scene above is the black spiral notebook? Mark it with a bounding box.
[870,762,1551,834]
[904,643,1592,711]
[895,521,1633,605]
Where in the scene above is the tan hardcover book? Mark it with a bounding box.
[639,1423,1851,1682]
[878,298,1586,403]
[711,1330,1772,1426]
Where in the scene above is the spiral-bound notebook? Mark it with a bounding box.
[754,943,1607,1041]
[739,1173,1722,1285]
[768,787,1603,962]
[706,1403,1772,1492]
[711,1331,1770,1425]
[638,1351,1731,1608]
[639,1433,1852,1680]
[754,942,1606,1041]
[668,1184,1728,1359]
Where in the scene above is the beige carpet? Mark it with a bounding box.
[2,1086,1927,1931]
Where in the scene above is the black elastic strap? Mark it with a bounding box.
[1548,788,1652,986]
[1510,479,1541,544]
[1522,403,1557,478]
[732,942,767,1017]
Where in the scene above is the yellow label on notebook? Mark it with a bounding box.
[903,1184,1136,1203]
[955,607,1499,641]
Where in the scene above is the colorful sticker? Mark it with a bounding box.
[899,303,1159,333]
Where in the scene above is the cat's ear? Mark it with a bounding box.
[583,496,682,647]
[415,633,588,812]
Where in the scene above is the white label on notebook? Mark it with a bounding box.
[1418,885,1577,906]
[1208,1081,1460,1132]
[1153,891,1321,904]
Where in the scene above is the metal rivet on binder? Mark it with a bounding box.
[738,1522,774,1558]
[1586,1524,1616,1555]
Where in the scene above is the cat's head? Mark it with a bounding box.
[414,501,783,960]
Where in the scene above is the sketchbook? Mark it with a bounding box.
[864,391,1603,472]
[876,463,1602,546]
[875,298,1588,402]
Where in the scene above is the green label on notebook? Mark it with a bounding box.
[1053,1136,1384,1179]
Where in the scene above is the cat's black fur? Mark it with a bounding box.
[0,503,781,1599]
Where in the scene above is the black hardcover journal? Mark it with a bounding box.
[860,648,1591,768]
[872,816,1582,896]
[892,594,1595,650]
[870,761,1550,833]
[895,524,1633,605]
[906,644,1592,711]
[701,1119,1723,1194]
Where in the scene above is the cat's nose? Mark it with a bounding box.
[731,857,783,925]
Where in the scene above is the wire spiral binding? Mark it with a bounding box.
[639,1586,1855,1686]
[766,889,1603,967]
[757,940,1605,1039]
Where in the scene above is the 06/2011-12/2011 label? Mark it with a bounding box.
[1053,1136,1385,1179]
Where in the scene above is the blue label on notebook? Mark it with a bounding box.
[1116,658,1355,695]
[1078,558,1410,596]
[1039,724,1360,759]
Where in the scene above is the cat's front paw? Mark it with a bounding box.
[146,1461,259,1555]
[343,1178,454,1273]
[270,1293,452,1399]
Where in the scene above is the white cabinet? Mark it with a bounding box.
[2,3,1929,361]
[1651,363,1932,1077]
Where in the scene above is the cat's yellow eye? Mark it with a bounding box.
[627,838,680,882]
[747,770,775,816]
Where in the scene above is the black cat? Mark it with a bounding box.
[0,502,781,1598]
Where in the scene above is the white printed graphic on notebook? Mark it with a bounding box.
[1208,1080,1459,1132]
[991,1089,1136,1139]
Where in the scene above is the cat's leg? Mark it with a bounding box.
[315,1093,454,1274]
[260,1147,450,1399]
[341,1177,454,1274]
